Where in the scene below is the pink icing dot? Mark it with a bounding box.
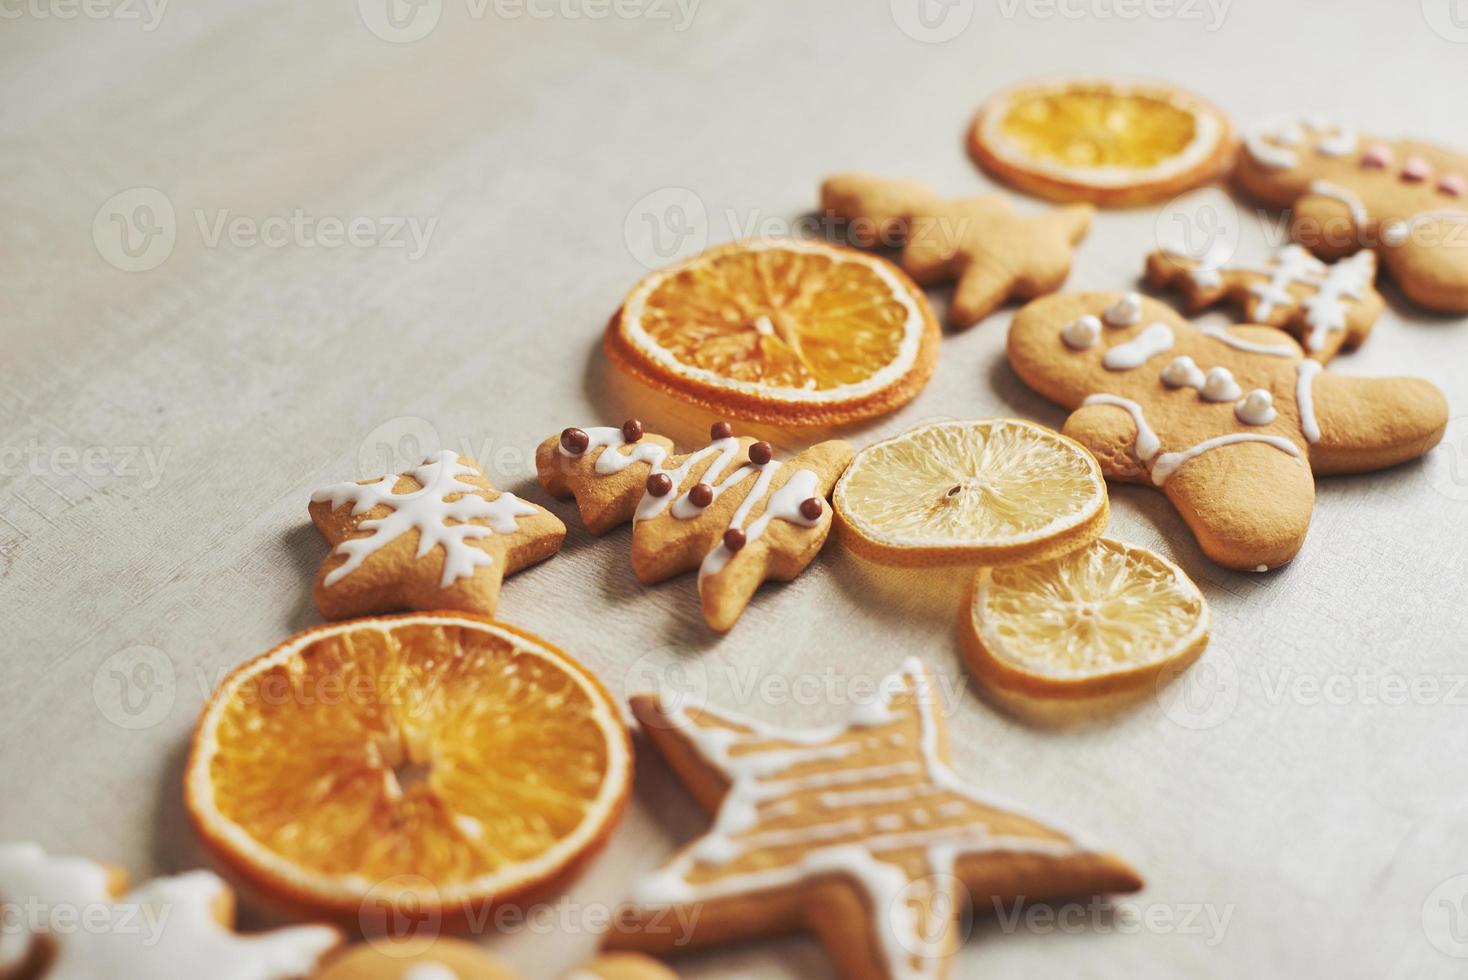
[1401,155,1432,182]
[1438,173,1466,197]
[1361,143,1394,169]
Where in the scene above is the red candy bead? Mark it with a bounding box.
[560,427,589,454]
[723,528,746,552]
[710,421,734,441]
[688,483,714,507]
[748,441,773,465]
[799,497,823,520]
[621,419,644,443]
[646,473,672,497]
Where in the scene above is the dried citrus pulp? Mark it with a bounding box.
[605,238,940,426]
[185,614,631,922]
[962,538,1209,699]
[833,418,1108,566]
[968,77,1233,206]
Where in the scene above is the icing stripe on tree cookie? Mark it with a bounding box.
[559,425,822,580]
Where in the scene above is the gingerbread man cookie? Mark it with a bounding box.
[1008,292,1448,571]
[607,659,1142,979]
[309,451,564,619]
[1236,116,1468,311]
[537,421,851,631]
[1145,245,1382,361]
[821,173,1093,328]
[0,842,340,980]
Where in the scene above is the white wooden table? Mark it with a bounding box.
[5,1,1468,976]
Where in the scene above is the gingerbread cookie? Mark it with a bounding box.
[1008,292,1448,570]
[1236,116,1468,311]
[1145,245,1382,361]
[308,451,564,619]
[0,842,339,979]
[607,659,1142,979]
[536,421,852,631]
[821,173,1093,328]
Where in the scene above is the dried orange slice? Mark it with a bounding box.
[185,614,631,925]
[605,238,940,426]
[969,77,1234,207]
[833,418,1107,566]
[961,538,1209,700]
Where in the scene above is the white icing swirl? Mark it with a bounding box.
[1102,322,1174,370]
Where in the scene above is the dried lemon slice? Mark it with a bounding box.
[962,538,1209,699]
[185,614,631,924]
[833,418,1107,566]
[605,239,940,426]
[968,77,1234,207]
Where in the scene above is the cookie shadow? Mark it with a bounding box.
[280,522,325,634]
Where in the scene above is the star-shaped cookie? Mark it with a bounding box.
[0,842,340,979]
[536,420,852,631]
[1146,244,1383,361]
[606,659,1142,979]
[1007,292,1448,570]
[821,173,1094,328]
[308,450,564,619]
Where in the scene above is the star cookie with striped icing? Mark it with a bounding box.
[1008,292,1447,571]
[536,420,851,632]
[1145,244,1383,361]
[1236,116,1468,312]
[0,842,339,980]
[605,659,1142,980]
[821,173,1093,328]
[308,451,565,619]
